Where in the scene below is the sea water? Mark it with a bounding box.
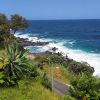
[15,20,100,76]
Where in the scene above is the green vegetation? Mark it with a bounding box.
[34,53,73,84]
[35,52,94,75]
[0,43,38,87]
[0,13,100,100]
[38,63,72,84]
[0,79,63,100]
[0,13,64,99]
[69,74,100,100]
[0,13,27,48]
[41,73,52,90]
[64,96,76,100]
[11,14,28,34]
[34,52,100,99]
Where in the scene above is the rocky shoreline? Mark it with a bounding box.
[19,38,49,46]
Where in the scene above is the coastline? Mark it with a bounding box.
[15,33,100,76]
[19,38,49,46]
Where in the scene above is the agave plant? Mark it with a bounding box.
[0,43,33,85]
[0,51,8,70]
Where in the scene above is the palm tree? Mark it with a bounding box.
[0,43,32,85]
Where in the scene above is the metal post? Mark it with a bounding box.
[51,63,53,91]
[49,55,54,91]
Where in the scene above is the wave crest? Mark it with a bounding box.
[15,32,100,76]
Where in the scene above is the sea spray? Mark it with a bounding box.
[15,32,100,76]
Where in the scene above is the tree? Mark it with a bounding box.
[11,14,28,34]
[0,13,28,48]
[0,13,13,48]
[0,13,10,34]
[69,74,100,100]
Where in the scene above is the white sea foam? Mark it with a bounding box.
[15,32,39,42]
[15,32,53,42]
[15,33,100,76]
[43,42,100,76]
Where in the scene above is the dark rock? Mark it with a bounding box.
[18,37,49,46]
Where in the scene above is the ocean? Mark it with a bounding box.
[15,20,100,76]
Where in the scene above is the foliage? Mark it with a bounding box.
[0,43,38,86]
[60,66,74,84]
[0,13,10,34]
[0,51,8,69]
[0,72,5,85]
[51,53,94,75]
[67,61,94,75]
[35,53,65,65]
[49,54,65,64]
[64,96,76,100]
[0,13,12,48]
[0,79,62,100]
[0,13,28,48]
[69,74,100,100]
[41,73,52,90]
[11,14,28,34]
[35,53,94,75]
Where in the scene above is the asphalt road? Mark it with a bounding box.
[53,79,69,96]
[28,53,70,96]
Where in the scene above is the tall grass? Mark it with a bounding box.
[0,79,63,100]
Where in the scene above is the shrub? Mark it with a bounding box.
[0,43,38,87]
[41,73,52,90]
[68,61,94,75]
[29,66,39,78]
[35,53,94,75]
[64,96,76,100]
[69,74,100,100]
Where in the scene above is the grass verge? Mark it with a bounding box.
[0,78,63,100]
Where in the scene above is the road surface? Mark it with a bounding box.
[53,79,69,96]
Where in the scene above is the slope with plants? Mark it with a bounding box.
[0,13,100,100]
[0,13,64,100]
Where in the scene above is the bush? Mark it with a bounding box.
[68,61,94,75]
[41,73,52,90]
[29,66,39,78]
[35,53,94,75]
[0,44,38,87]
[64,96,76,100]
[69,74,100,100]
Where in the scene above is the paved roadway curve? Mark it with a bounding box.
[53,79,69,96]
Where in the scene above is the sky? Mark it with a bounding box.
[0,0,100,20]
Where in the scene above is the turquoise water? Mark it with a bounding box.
[15,20,100,75]
[25,20,100,53]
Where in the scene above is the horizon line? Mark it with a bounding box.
[27,19,100,20]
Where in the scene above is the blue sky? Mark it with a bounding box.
[0,0,100,19]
